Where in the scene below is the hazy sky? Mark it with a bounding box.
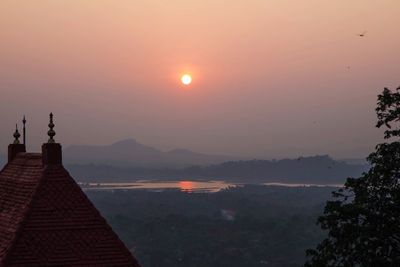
[1,1,399,158]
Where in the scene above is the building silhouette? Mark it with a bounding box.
[0,115,140,266]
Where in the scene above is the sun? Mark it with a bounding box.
[181,74,192,85]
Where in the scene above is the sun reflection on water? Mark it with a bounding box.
[179,181,194,192]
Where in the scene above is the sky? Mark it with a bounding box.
[1,0,400,159]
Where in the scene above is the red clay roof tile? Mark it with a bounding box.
[0,153,140,267]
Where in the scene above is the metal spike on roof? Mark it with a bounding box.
[13,124,21,144]
[22,115,26,146]
[47,113,56,143]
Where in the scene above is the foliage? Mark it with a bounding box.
[376,87,400,138]
[305,87,400,266]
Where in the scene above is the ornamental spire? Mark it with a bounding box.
[47,113,56,143]
[13,124,21,144]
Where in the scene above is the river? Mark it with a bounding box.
[79,180,342,193]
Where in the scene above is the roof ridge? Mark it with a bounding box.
[58,167,139,264]
[0,159,45,266]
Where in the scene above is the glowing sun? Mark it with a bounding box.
[181,74,192,85]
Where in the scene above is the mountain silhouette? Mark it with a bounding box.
[64,138,239,168]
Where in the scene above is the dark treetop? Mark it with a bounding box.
[305,87,400,266]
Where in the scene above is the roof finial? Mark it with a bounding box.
[13,124,21,144]
[22,115,26,146]
[47,113,56,143]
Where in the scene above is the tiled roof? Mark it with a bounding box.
[0,153,140,267]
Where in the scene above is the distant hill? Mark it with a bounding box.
[64,139,240,168]
[339,158,369,165]
[68,155,369,184]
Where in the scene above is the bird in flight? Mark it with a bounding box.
[357,31,367,37]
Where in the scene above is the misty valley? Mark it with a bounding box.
[87,184,332,267]
[68,150,356,267]
[69,149,366,266]
[0,144,368,267]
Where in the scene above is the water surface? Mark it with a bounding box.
[79,180,342,193]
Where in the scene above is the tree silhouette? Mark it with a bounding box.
[305,87,400,266]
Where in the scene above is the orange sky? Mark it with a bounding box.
[1,1,400,158]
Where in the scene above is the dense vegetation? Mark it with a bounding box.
[87,185,333,267]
